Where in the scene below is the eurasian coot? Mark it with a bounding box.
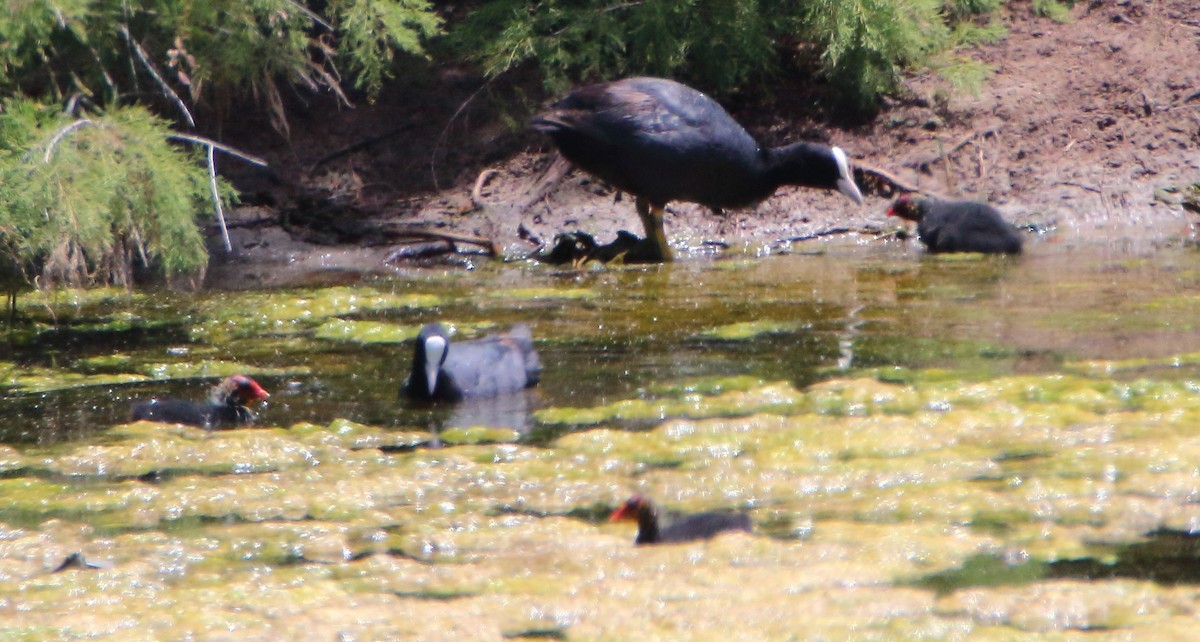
[888,195,1023,254]
[531,77,865,262]
[130,374,270,429]
[610,494,752,545]
[403,323,541,402]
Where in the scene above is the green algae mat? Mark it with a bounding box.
[2,246,1200,640]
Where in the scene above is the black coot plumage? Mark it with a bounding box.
[531,77,865,262]
[609,494,752,545]
[130,374,270,429]
[888,195,1023,254]
[403,323,541,402]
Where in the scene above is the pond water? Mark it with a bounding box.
[2,240,1200,639]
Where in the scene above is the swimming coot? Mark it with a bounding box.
[610,494,752,545]
[403,323,541,402]
[531,77,865,262]
[130,374,270,429]
[887,195,1023,254]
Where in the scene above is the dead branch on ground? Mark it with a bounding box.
[382,227,499,257]
[777,226,890,245]
[471,169,500,210]
[904,126,1001,173]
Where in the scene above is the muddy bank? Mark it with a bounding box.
[208,1,1200,287]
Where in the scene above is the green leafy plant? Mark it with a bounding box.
[1,1,442,133]
[0,100,224,288]
[454,0,778,97]
[453,0,1025,109]
[0,1,443,294]
[1031,0,1075,21]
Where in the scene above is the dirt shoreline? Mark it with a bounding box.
[208,2,1200,287]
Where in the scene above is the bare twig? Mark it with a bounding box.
[206,145,233,252]
[471,169,500,209]
[939,139,956,195]
[118,24,195,128]
[1055,180,1102,194]
[432,79,495,190]
[168,134,269,167]
[311,123,418,170]
[778,227,854,243]
[43,119,98,163]
[903,126,1001,172]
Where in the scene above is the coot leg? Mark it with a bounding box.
[635,198,673,263]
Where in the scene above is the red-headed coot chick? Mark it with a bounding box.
[888,195,1023,254]
[610,494,752,545]
[531,77,865,262]
[130,374,270,429]
[403,323,541,402]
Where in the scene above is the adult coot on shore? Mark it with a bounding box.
[131,375,270,429]
[610,494,752,545]
[531,77,865,262]
[403,323,541,402]
[887,195,1023,254]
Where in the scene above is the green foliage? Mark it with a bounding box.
[944,0,1002,19]
[0,1,443,131]
[0,1,443,293]
[1031,0,1075,21]
[337,0,444,96]
[0,100,220,287]
[801,0,949,108]
[453,0,1022,108]
[454,0,777,96]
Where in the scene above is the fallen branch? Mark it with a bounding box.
[471,169,500,210]
[903,126,1001,173]
[776,226,889,245]
[382,227,499,256]
[1055,180,1103,194]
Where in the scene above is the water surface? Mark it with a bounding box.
[2,241,1200,639]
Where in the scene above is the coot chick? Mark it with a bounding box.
[888,195,1023,254]
[403,323,541,402]
[610,494,752,545]
[130,374,270,429]
[531,77,865,262]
